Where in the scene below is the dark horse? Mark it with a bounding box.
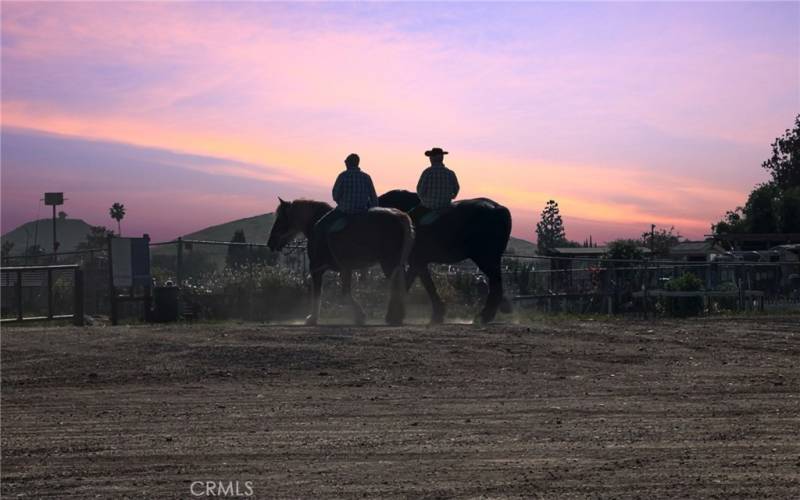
[378,190,512,323]
[267,199,414,325]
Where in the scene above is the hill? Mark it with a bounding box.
[182,213,275,244]
[505,236,538,256]
[150,213,277,269]
[2,212,535,264]
[171,212,534,257]
[1,218,94,256]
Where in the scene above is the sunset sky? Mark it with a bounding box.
[2,2,798,244]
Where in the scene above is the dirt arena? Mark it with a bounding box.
[2,316,799,499]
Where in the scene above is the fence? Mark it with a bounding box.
[1,264,84,325]
[500,255,800,316]
[2,240,798,322]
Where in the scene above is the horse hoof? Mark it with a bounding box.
[479,312,496,324]
[304,315,318,326]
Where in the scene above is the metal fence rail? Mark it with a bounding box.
[2,238,797,321]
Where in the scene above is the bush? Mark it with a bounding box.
[663,272,704,317]
[183,263,307,321]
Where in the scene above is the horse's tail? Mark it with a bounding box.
[391,212,414,293]
[399,211,415,269]
[387,212,414,325]
[496,205,514,314]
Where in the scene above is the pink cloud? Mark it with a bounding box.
[2,2,797,242]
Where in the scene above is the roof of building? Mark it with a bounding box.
[551,247,609,256]
[670,240,725,255]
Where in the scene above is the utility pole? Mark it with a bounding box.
[44,193,64,263]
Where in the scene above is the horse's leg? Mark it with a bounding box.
[475,257,503,323]
[416,265,445,324]
[384,261,407,326]
[405,265,420,292]
[342,270,366,326]
[305,269,323,326]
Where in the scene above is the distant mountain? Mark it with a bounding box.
[150,213,277,267]
[2,212,536,262]
[1,218,94,255]
[505,236,538,256]
[182,213,275,244]
[173,211,535,256]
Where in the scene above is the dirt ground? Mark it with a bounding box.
[2,316,799,499]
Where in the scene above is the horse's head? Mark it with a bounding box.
[378,190,420,213]
[268,198,298,251]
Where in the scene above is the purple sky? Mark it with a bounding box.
[2,2,798,243]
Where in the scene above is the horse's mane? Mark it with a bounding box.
[292,198,333,211]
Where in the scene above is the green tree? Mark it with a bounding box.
[743,183,779,233]
[762,114,800,191]
[641,226,681,258]
[226,229,250,269]
[713,115,800,236]
[535,200,567,255]
[712,207,746,235]
[606,239,645,261]
[778,186,800,233]
[77,225,114,251]
[109,202,126,236]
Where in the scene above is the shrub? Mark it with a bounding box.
[663,272,704,317]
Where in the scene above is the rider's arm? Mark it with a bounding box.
[367,175,378,208]
[416,169,428,197]
[451,170,460,199]
[332,173,344,203]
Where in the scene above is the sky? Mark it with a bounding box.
[2,1,798,244]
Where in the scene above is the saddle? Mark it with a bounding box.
[411,205,453,227]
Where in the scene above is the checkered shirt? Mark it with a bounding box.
[416,164,460,209]
[332,168,378,214]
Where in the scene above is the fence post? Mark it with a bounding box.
[176,237,183,286]
[16,269,23,321]
[73,268,85,326]
[47,267,54,319]
[108,235,118,325]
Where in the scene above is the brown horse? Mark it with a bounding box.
[267,199,414,325]
[378,190,512,323]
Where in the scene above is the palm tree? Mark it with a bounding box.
[109,202,126,236]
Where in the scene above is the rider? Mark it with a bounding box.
[312,153,378,263]
[413,147,460,223]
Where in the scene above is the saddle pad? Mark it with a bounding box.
[328,217,348,233]
[420,211,440,226]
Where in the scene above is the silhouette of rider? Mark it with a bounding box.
[311,153,378,263]
[412,147,460,223]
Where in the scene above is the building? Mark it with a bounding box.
[668,240,727,262]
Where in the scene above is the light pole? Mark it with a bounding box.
[44,192,64,262]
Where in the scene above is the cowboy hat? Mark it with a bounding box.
[424,147,449,157]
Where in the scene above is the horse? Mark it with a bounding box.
[267,198,414,326]
[378,190,513,323]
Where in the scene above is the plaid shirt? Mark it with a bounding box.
[332,168,378,213]
[417,164,460,209]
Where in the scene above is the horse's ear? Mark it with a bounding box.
[278,197,286,205]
